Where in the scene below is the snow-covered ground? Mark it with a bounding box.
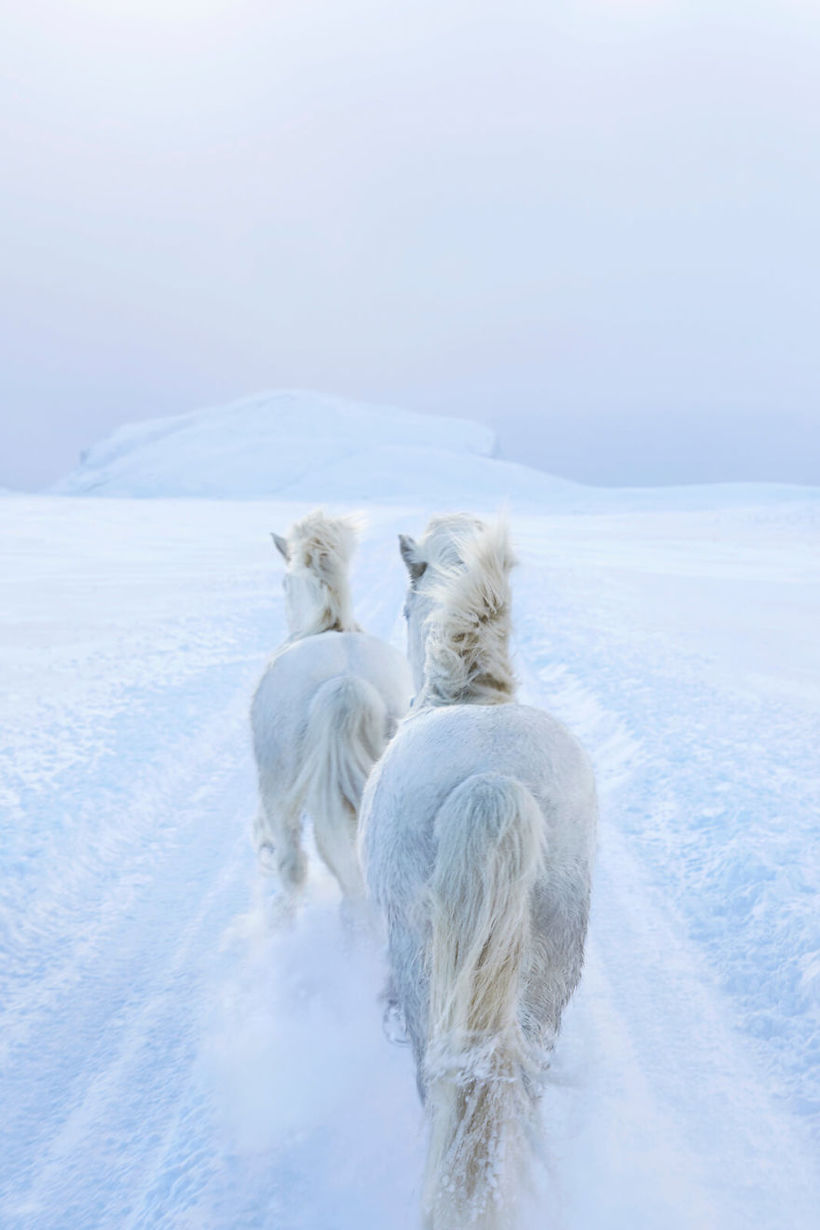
[1,397,818,1228]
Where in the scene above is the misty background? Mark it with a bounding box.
[1,0,818,492]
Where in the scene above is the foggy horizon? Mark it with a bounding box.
[2,1,819,491]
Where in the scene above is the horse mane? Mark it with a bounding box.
[417,519,517,708]
[287,510,362,635]
[411,514,488,581]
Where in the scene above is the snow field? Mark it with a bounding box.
[0,491,818,1228]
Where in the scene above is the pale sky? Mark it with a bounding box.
[1,0,818,490]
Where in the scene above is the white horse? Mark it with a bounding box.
[251,510,412,903]
[360,516,597,1230]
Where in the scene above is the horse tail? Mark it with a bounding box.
[423,772,546,1230]
[294,674,389,898]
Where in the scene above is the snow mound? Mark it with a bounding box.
[51,388,820,512]
[53,389,500,500]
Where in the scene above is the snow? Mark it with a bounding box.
[51,388,819,517]
[2,396,819,1227]
[52,389,498,500]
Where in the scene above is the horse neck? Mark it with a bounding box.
[414,599,516,709]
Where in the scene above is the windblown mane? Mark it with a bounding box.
[417,520,517,708]
[287,510,362,635]
[413,514,487,579]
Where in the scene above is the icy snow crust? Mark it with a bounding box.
[2,397,819,1226]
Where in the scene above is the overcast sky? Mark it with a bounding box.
[2,0,818,490]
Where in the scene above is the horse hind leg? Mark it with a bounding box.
[254,777,307,895]
[524,882,591,1059]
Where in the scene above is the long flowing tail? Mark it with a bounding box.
[423,772,546,1230]
[294,675,389,899]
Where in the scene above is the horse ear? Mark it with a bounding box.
[399,534,427,582]
[271,532,290,562]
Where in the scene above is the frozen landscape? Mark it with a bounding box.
[1,391,818,1228]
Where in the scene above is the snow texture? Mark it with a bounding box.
[1,394,819,1227]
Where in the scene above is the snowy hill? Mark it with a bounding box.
[53,389,820,514]
[53,389,510,500]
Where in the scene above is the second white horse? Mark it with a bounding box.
[252,510,412,902]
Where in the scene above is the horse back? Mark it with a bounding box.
[252,631,411,771]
